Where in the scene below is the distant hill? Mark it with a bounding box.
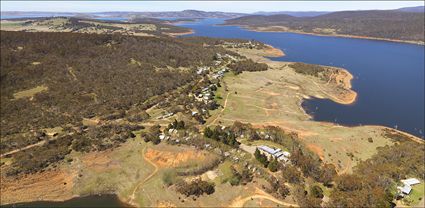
[0,17,192,36]
[396,6,424,13]
[224,10,425,43]
[1,10,247,19]
[126,10,246,18]
[253,11,330,17]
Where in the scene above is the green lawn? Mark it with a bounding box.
[214,160,234,184]
[408,182,424,206]
[0,21,25,27]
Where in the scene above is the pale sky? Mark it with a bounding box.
[1,1,424,13]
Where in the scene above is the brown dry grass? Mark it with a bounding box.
[307,143,325,160]
[81,149,121,172]
[145,148,210,168]
[157,201,177,207]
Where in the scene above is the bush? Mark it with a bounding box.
[267,158,279,172]
[229,59,268,74]
[175,179,215,197]
[162,169,178,187]
[254,148,269,167]
[310,185,324,199]
[228,166,253,186]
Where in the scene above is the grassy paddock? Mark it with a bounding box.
[211,64,394,173]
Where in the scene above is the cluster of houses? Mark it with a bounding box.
[194,84,217,104]
[211,67,227,79]
[196,66,210,75]
[214,52,238,65]
[397,178,421,197]
[258,145,291,163]
[220,41,262,50]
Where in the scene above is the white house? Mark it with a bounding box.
[401,178,420,186]
[258,145,291,163]
[258,145,280,156]
[398,185,412,195]
[397,178,421,196]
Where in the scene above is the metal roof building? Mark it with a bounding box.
[401,178,420,186]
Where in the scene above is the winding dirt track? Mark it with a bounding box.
[0,140,50,158]
[208,92,230,126]
[229,188,298,207]
[128,145,159,206]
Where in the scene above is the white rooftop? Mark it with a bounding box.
[401,178,420,186]
[274,152,284,158]
[398,185,412,195]
[258,145,280,155]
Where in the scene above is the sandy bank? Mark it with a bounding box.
[0,169,77,205]
[230,45,356,105]
[165,29,194,37]
[263,44,285,57]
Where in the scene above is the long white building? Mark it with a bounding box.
[258,145,291,163]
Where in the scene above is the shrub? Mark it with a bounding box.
[175,179,215,197]
[162,169,178,187]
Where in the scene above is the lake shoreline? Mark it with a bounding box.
[166,28,195,37]
[232,45,357,106]
[235,44,423,144]
[1,193,131,208]
[224,24,425,46]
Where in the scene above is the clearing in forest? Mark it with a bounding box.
[13,85,48,99]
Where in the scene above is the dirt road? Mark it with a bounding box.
[229,188,298,207]
[128,145,159,206]
[208,92,230,126]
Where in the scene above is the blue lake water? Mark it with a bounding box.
[94,17,128,21]
[179,18,425,138]
[1,194,129,208]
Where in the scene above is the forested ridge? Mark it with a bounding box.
[225,10,425,42]
[0,31,236,164]
[0,30,275,176]
[1,17,191,36]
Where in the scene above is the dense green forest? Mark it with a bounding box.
[224,10,425,42]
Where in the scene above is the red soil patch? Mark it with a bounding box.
[144,149,209,168]
[1,170,75,205]
[306,143,325,160]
